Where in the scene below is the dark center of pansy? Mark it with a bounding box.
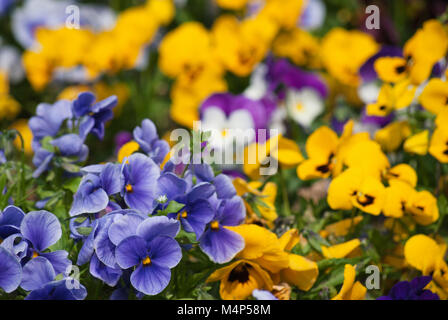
[379,105,387,111]
[142,256,151,266]
[316,153,334,174]
[356,193,375,207]
[395,65,406,74]
[125,184,133,193]
[228,263,252,284]
[210,221,220,231]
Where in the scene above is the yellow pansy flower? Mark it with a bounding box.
[319,216,363,238]
[331,264,367,300]
[244,134,303,180]
[297,126,339,180]
[419,78,448,115]
[273,28,321,68]
[170,70,227,128]
[374,121,411,153]
[429,126,448,163]
[327,168,386,216]
[159,22,222,84]
[118,141,140,163]
[276,229,319,291]
[321,239,362,259]
[366,80,416,117]
[321,28,379,87]
[385,164,417,187]
[404,234,446,275]
[207,259,274,300]
[258,0,305,30]
[375,20,448,85]
[212,15,277,76]
[228,224,290,273]
[403,130,429,155]
[382,180,416,218]
[406,190,439,226]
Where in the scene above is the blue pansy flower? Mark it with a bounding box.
[73,92,117,140]
[192,163,237,200]
[121,153,161,214]
[133,119,170,165]
[3,210,71,275]
[199,195,245,264]
[115,216,182,296]
[0,205,25,241]
[158,172,215,240]
[21,257,86,300]
[0,246,22,293]
[28,99,73,143]
[70,163,123,217]
[252,289,278,300]
[377,276,440,300]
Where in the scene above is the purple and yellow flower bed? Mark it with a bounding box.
[0,0,448,301]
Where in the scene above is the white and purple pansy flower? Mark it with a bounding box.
[199,93,273,150]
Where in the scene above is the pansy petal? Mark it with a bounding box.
[149,236,182,269]
[115,236,148,269]
[130,263,171,296]
[199,228,245,264]
[136,216,180,243]
[40,250,71,276]
[89,254,122,287]
[108,213,145,246]
[21,257,55,291]
[21,210,62,251]
[0,247,22,293]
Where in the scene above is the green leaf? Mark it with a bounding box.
[159,200,185,215]
[63,177,82,193]
[77,227,92,236]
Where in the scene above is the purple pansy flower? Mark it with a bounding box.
[199,195,245,264]
[70,163,124,217]
[193,163,237,200]
[252,289,278,300]
[0,205,25,241]
[6,210,71,275]
[133,119,170,165]
[121,153,161,214]
[115,216,182,296]
[28,99,73,143]
[377,276,439,300]
[0,246,22,293]
[158,173,215,240]
[73,92,117,140]
[21,257,86,300]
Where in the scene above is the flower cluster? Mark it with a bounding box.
[2,0,448,302]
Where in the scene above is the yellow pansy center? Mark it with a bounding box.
[125,184,133,193]
[210,221,220,230]
[295,103,304,112]
[177,211,188,220]
[32,251,39,259]
[221,130,228,137]
[142,256,151,266]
